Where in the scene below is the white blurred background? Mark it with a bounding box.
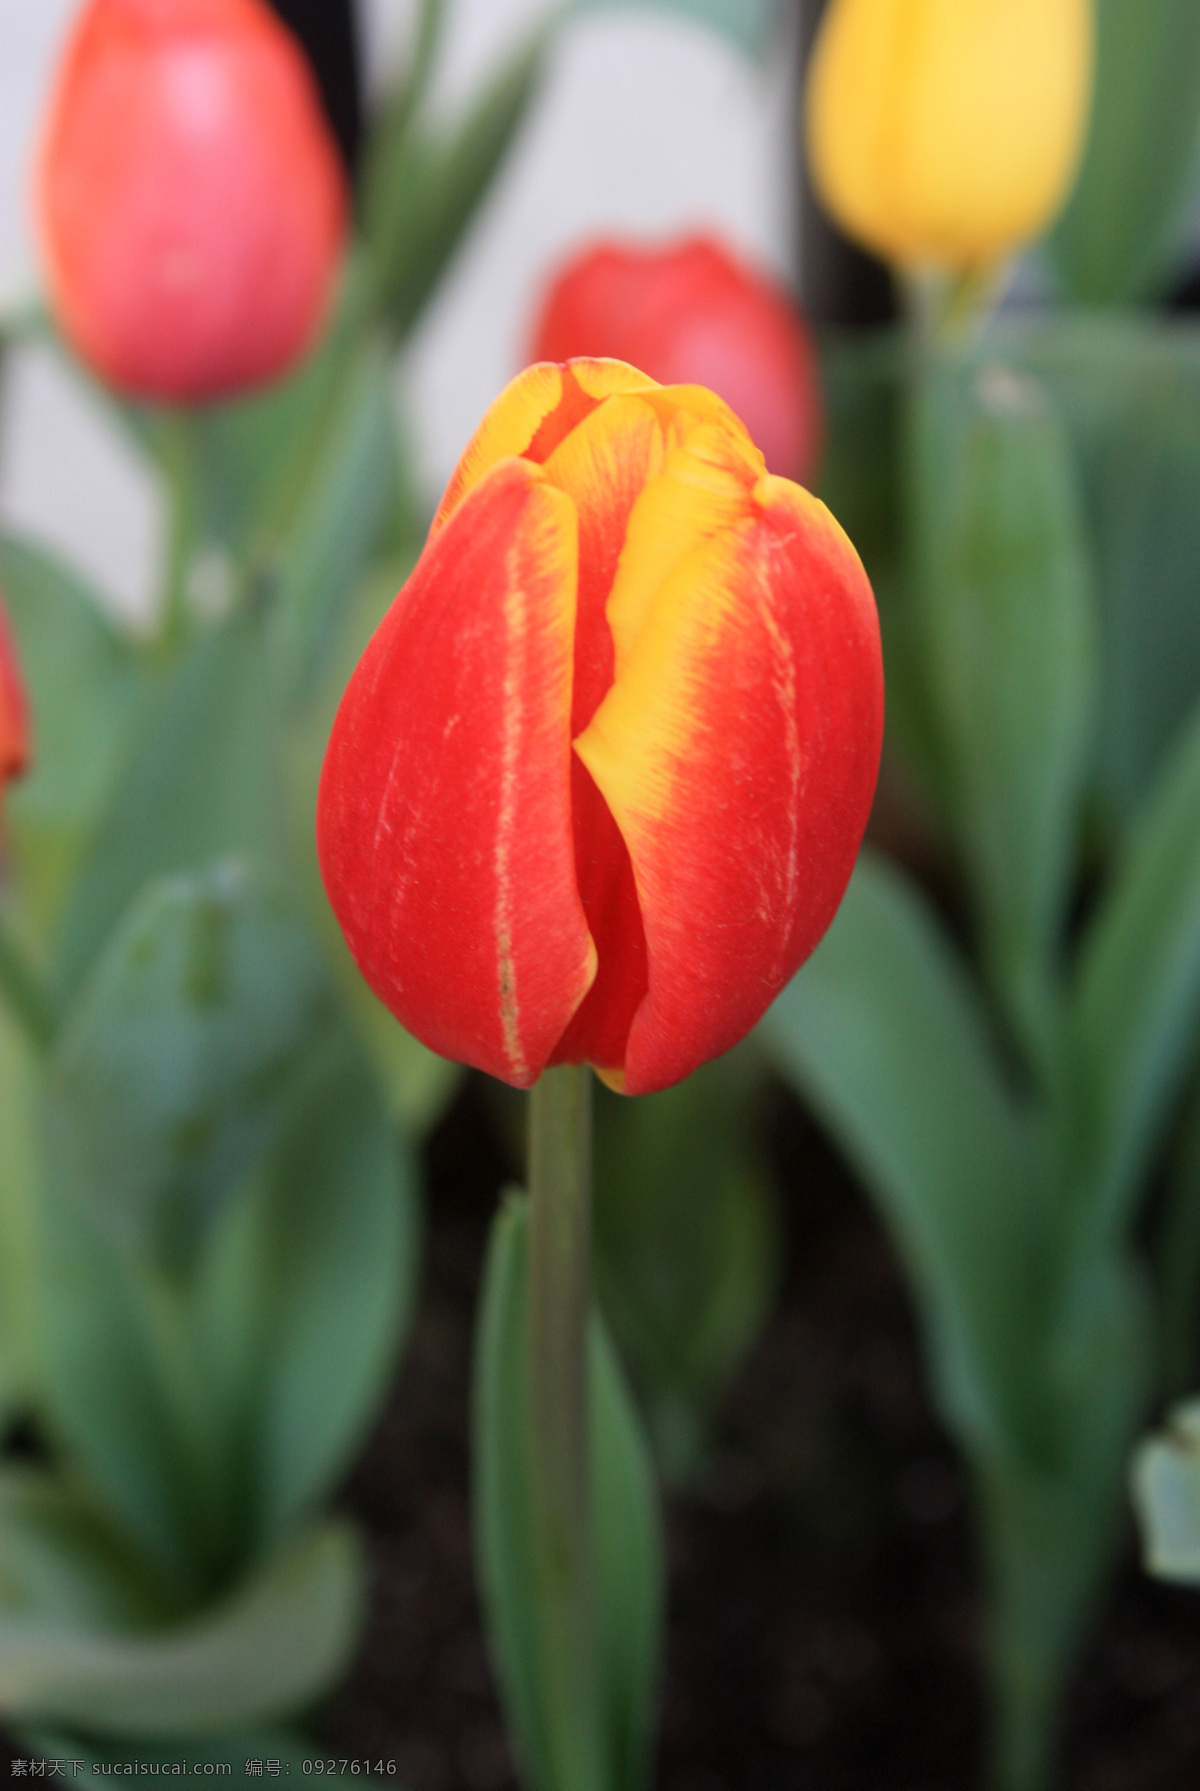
[0,0,797,624]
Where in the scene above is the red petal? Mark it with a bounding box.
[576,476,883,1094]
[317,458,595,1087]
[0,599,30,787]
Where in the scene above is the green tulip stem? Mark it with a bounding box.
[0,907,58,1051]
[527,1061,603,1791]
[157,408,200,652]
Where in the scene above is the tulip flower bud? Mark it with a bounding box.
[0,599,31,797]
[805,0,1094,272]
[35,0,348,401]
[318,360,882,1096]
[531,237,822,486]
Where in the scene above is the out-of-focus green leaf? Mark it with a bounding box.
[0,1471,170,1631]
[593,1052,780,1481]
[982,1256,1151,1786]
[363,27,548,340]
[907,358,1097,1064]
[39,867,414,1591]
[760,851,1042,1457]
[1132,1398,1200,1582]
[0,1520,363,1739]
[46,862,333,1268]
[473,1194,664,1791]
[1067,701,1200,1244]
[56,606,282,996]
[574,0,777,57]
[0,537,148,940]
[1050,0,1200,303]
[270,334,402,700]
[213,1028,419,1549]
[1007,316,1200,831]
[0,1010,43,1412]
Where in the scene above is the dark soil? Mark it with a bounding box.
[317,1076,1200,1791]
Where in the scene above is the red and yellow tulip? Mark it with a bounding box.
[0,598,30,799]
[317,360,883,1096]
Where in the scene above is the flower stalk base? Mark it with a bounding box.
[527,1062,603,1791]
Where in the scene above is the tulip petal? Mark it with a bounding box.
[432,363,564,532]
[0,599,29,785]
[605,420,762,677]
[433,359,665,535]
[539,393,668,1073]
[575,475,883,1095]
[318,457,595,1088]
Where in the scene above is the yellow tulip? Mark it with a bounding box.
[805,0,1094,272]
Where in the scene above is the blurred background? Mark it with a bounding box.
[0,0,796,622]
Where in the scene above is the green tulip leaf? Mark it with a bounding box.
[1049,0,1200,303]
[907,357,1097,1066]
[55,606,284,998]
[39,873,414,1591]
[1066,700,1200,1244]
[0,536,149,942]
[0,1520,363,1739]
[1021,319,1200,832]
[1132,1398,1200,1584]
[0,1007,41,1411]
[268,334,406,702]
[46,861,334,1268]
[362,26,548,341]
[212,1027,420,1550]
[593,1054,780,1480]
[0,1470,172,1632]
[759,850,1042,1458]
[473,1194,664,1791]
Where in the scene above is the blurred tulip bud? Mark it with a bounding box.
[318,359,882,1096]
[0,599,30,797]
[530,237,822,485]
[805,0,1094,272]
[35,0,348,401]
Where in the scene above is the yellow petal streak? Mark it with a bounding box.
[433,362,563,531]
[570,358,662,402]
[604,421,759,676]
[576,524,749,833]
[492,479,596,1081]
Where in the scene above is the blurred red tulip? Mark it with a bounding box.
[318,358,881,1095]
[531,236,822,485]
[35,0,348,401]
[0,600,30,797]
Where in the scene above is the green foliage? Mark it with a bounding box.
[362,26,549,341]
[762,320,1200,1788]
[1050,0,1200,303]
[0,538,150,942]
[35,864,416,1595]
[1067,704,1200,1242]
[1011,317,1200,831]
[473,1195,664,1791]
[906,357,1097,1066]
[593,1053,780,1481]
[46,864,334,1268]
[0,1484,362,1738]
